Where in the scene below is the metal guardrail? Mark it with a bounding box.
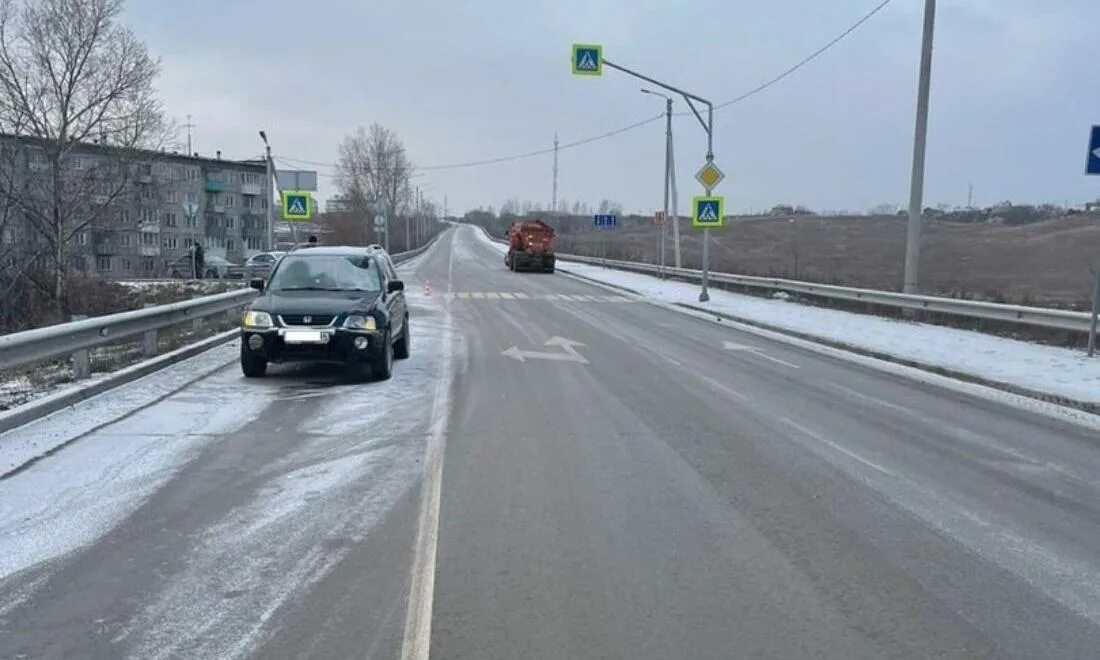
[0,234,445,377]
[557,254,1095,334]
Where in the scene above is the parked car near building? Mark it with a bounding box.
[168,254,238,279]
[227,251,285,279]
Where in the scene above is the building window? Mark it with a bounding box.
[184,237,193,248]
[96,256,111,271]
[164,212,177,227]
[166,190,180,204]
[226,217,234,229]
[141,232,157,246]
[120,233,131,247]
[163,236,179,250]
[120,209,131,224]
[122,258,132,272]
[140,208,154,223]
[72,256,86,271]
[76,232,88,246]
[185,214,196,227]
[185,191,198,204]
[226,194,236,208]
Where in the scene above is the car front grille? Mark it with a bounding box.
[279,314,335,327]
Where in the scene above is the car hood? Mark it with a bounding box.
[254,290,381,316]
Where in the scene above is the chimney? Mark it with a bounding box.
[216,150,221,160]
[193,152,199,158]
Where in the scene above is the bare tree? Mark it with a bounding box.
[0,0,164,317]
[335,123,414,245]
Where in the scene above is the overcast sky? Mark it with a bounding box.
[124,0,1100,216]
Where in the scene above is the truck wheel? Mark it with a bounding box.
[394,317,410,359]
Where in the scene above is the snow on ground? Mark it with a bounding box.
[0,341,239,475]
[468,226,1100,406]
[0,355,275,582]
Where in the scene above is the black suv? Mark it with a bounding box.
[239,247,409,379]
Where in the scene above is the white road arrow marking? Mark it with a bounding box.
[723,341,800,369]
[502,336,589,364]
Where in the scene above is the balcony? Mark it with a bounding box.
[204,179,224,193]
[138,246,160,257]
[240,183,262,196]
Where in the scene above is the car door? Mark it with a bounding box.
[379,256,406,338]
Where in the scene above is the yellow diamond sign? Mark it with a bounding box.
[695,162,725,190]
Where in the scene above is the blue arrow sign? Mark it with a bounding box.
[1087,125,1100,175]
[593,214,617,228]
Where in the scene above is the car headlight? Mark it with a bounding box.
[344,314,377,331]
[242,310,273,329]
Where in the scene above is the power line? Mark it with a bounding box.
[276,0,893,174]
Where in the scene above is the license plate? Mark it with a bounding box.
[284,330,326,344]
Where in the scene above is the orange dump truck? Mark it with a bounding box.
[505,219,555,273]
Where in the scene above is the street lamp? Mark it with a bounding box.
[258,130,275,251]
[641,89,673,278]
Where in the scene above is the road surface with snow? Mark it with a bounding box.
[1,225,1099,659]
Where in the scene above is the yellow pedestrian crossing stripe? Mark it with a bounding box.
[444,292,634,303]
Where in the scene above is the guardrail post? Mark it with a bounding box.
[142,303,158,357]
[192,316,204,335]
[70,315,90,380]
[1088,267,1099,357]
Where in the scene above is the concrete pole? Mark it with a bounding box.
[670,130,681,268]
[265,144,275,251]
[660,97,672,277]
[903,0,937,294]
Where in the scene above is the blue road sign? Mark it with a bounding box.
[691,196,724,228]
[593,214,618,228]
[1087,125,1100,175]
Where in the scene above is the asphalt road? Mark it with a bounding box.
[2,225,1099,659]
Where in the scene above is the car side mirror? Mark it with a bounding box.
[250,278,265,291]
[387,279,404,293]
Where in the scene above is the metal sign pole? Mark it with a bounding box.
[1089,266,1100,357]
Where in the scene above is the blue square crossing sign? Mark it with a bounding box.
[1087,125,1100,175]
[572,44,602,76]
[691,196,724,228]
[282,191,312,221]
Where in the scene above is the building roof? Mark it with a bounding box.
[0,131,264,171]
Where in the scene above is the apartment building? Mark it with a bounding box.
[0,133,270,279]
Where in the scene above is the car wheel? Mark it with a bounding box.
[205,268,218,279]
[394,316,410,359]
[372,330,393,380]
[240,345,267,378]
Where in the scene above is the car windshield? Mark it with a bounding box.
[267,255,380,292]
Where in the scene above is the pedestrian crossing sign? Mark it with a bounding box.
[572,43,602,76]
[282,191,312,221]
[692,196,724,228]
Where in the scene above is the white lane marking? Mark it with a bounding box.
[470,292,484,299]
[400,235,457,660]
[827,383,913,415]
[502,337,589,364]
[658,354,684,368]
[697,374,750,402]
[499,292,515,300]
[484,292,501,300]
[778,416,897,477]
[514,292,530,299]
[723,340,801,370]
[455,292,469,300]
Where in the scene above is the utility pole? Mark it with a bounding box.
[552,133,559,215]
[903,0,937,294]
[967,182,973,209]
[259,130,275,251]
[669,129,681,268]
[415,186,422,247]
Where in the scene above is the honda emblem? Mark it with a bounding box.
[303,316,312,324]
